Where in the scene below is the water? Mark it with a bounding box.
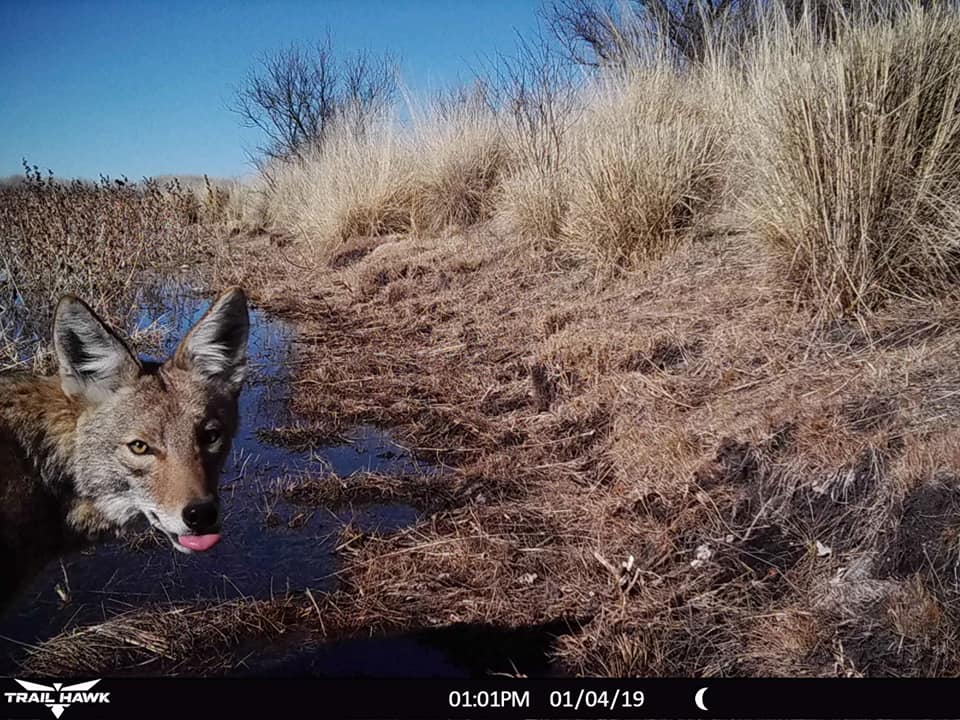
[234,621,572,677]
[0,281,565,677]
[0,282,426,666]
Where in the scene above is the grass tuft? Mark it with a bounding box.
[743,5,960,316]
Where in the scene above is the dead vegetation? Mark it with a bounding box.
[0,163,238,367]
[245,3,960,317]
[743,5,960,318]
[14,0,960,679]
[203,214,960,676]
[280,471,457,514]
[20,597,310,676]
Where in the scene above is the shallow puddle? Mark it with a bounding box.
[0,281,566,678]
[0,282,428,669]
[233,621,571,678]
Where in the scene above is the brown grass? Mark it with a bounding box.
[255,105,512,258]
[559,71,730,267]
[496,165,568,243]
[19,597,309,676]
[0,164,222,357]
[280,470,457,514]
[200,218,960,677]
[15,1,960,678]
[251,67,727,271]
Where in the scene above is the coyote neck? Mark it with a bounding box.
[0,374,116,536]
[0,374,82,485]
[0,375,101,605]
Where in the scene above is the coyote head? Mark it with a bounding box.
[53,287,249,554]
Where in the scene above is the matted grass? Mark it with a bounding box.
[188,221,960,677]
[16,1,960,678]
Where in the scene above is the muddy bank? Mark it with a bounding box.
[224,228,960,677]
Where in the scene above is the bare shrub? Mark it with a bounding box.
[547,0,752,67]
[231,37,397,165]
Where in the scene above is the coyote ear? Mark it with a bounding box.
[54,296,141,402]
[173,287,249,389]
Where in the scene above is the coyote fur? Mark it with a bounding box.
[0,288,249,607]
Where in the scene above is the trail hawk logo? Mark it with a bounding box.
[4,679,110,718]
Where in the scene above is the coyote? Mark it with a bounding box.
[0,288,249,607]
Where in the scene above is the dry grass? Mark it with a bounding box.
[256,104,511,258]
[560,70,730,267]
[742,5,960,316]
[16,1,960,679]
[202,217,960,677]
[243,3,960,310]
[407,104,510,236]
[495,63,733,265]
[153,173,240,225]
[252,67,728,270]
[496,165,568,243]
[0,163,256,372]
[260,118,415,251]
[0,164,221,355]
[280,470,457,513]
[20,598,310,676]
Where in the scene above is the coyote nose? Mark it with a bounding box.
[182,500,219,533]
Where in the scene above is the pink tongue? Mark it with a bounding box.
[177,534,221,552]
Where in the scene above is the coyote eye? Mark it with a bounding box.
[127,440,150,455]
[200,428,222,446]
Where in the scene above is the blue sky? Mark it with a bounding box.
[0,0,543,180]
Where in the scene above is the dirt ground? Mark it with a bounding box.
[210,221,960,678]
[23,224,960,676]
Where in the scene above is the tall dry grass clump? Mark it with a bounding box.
[217,178,267,234]
[261,117,416,249]
[560,68,730,267]
[498,167,569,242]
[407,102,510,236]
[494,43,733,265]
[744,5,960,316]
[251,103,511,257]
[492,43,580,244]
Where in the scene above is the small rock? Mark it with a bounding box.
[690,543,713,569]
[518,573,538,585]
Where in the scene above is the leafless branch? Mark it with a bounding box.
[230,36,397,165]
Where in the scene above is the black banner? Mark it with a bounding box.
[1,678,958,719]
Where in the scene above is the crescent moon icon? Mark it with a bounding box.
[695,686,709,712]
